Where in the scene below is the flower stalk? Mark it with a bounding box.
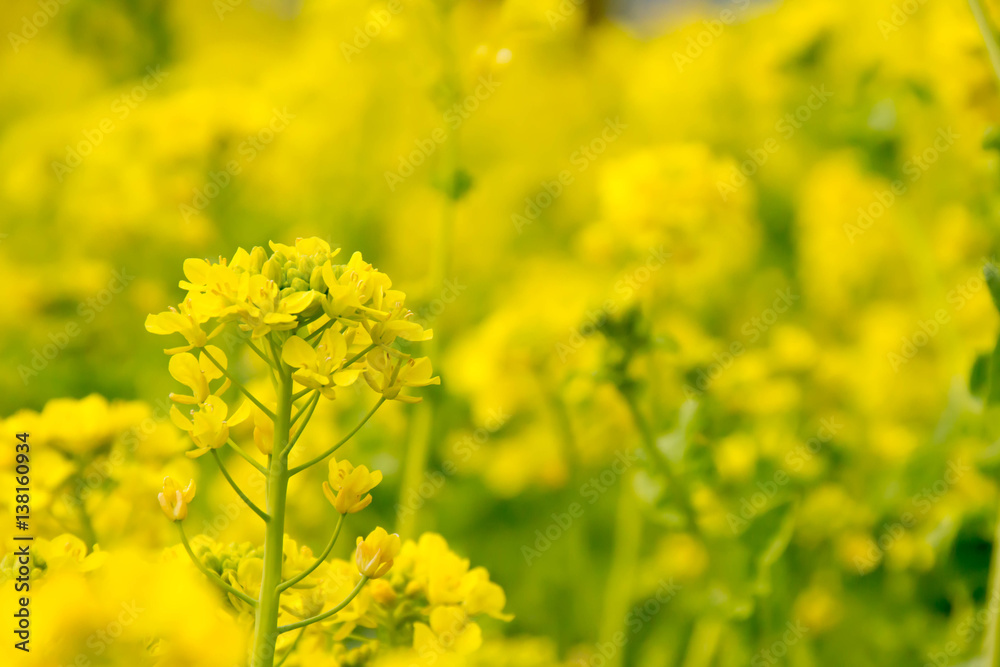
[148,239,436,667]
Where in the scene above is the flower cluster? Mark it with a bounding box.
[146,239,446,667]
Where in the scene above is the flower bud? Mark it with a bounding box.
[158,476,196,521]
[262,257,282,283]
[249,246,267,273]
[310,265,326,292]
[356,527,400,579]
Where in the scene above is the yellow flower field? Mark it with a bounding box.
[4,0,1000,665]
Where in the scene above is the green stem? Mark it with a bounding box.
[984,503,1000,667]
[250,366,294,667]
[274,628,306,667]
[284,394,321,458]
[970,0,1000,82]
[226,438,267,475]
[246,338,277,370]
[202,347,277,421]
[291,392,320,427]
[178,523,256,607]
[278,514,345,592]
[211,449,270,522]
[598,482,642,667]
[306,319,335,341]
[343,343,376,369]
[277,576,369,634]
[619,388,696,527]
[288,398,385,476]
[396,401,433,539]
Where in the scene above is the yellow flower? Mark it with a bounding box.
[363,350,440,403]
[252,402,275,455]
[167,346,229,405]
[181,256,249,319]
[413,607,482,656]
[460,568,513,620]
[240,274,316,338]
[145,299,221,354]
[356,527,401,579]
[368,579,397,605]
[281,330,363,399]
[322,457,383,514]
[364,289,433,346]
[171,395,251,457]
[321,251,392,320]
[158,477,196,521]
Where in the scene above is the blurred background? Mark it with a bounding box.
[5,0,1000,665]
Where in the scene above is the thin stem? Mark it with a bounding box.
[277,576,369,634]
[289,398,385,476]
[397,401,432,539]
[226,438,267,475]
[246,339,277,370]
[343,343,376,369]
[251,366,294,667]
[970,0,1000,82]
[291,392,320,427]
[620,388,671,477]
[598,483,642,667]
[284,394,321,458]
[984,502,1000,667]
[306,319,334,342]
[274,628,306,667]
[211,449,270,522]
[178,523,256,606]
[202,347,277,421]
[291,387,312,402]
[619,387,695,526]
[278,514,345,593]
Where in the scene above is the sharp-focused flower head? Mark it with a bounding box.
[282,330,362,399]
[170,395,251,457]
[364,350,440,403]
[167,345,230,405]
[158,476,196,521]
[323,457,383,514]
[356,527,401,579]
